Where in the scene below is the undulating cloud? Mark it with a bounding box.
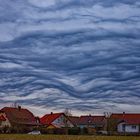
[0,0,140,116]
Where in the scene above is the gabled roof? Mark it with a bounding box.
[110,113,140,124]
[40,113,64,125]
[93,116,106,123]
[111,113,140,120]
[78,115,105,126]
[1,107,38,125]
[124,119,140,125]
[0,115,6,121]
[68,116,80,125]
[78,115,92,125]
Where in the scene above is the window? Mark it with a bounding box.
[57,118,61,123]
[122,124,125,132]
[132,125,136,129]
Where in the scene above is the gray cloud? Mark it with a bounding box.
[0,0,140,115]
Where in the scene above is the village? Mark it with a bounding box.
[0,105,140,135]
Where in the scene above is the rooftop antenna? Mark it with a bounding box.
[11,102,18,108]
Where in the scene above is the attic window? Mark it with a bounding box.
[57,118,61,123]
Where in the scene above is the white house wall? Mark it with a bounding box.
[118,123,139,133]
[125,125,139,133]
[52,114,74,128]
[0,113,11,128]
[117,123,125,132]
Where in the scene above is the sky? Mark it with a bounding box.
[0,0,140,116]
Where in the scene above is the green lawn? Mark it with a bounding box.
[0,135,140,140]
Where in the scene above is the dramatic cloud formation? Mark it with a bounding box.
[0,0,140,116]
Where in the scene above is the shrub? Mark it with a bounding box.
[68,127,80,135]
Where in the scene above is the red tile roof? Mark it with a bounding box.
[0,115,6,121]
[78,115,105,126]
[78,116,92,124]
[1,107,38,125]
[111,113,140,124]
[111,113,140,120]
[40,113,64,125]
[68,116,80,125]
[125,119,140,125]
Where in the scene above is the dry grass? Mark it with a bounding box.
[0,135,140,140]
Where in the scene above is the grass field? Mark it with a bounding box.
[0,135,140,140]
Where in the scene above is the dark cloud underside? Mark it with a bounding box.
[0,0,140,115]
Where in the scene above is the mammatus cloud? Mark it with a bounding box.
[0,0,140,116]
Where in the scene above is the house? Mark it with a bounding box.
[77,115,107,133]
[0,110,8,129]
[0,114,6,122]
[68,116,80,127]
[40,112,74,129]
[110,113,140,134]
[0,106,40,132]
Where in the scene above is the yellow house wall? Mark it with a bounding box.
[47,125,56,129]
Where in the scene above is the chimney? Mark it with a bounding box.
[18,106,21,111]
[51,112,53,115]
[123,112,125,119]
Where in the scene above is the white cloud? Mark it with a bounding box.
[0,62,23,69]
[28,0,56,7]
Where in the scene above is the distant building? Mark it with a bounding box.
[40,112,74,129]
[77,115,107,134]
[68,116,80,127]
[0,110,8,128]
[0,106,40,132]
[110,113,140,134]
[78,115,106,128]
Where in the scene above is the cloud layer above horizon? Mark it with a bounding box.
[0,0,140,115]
